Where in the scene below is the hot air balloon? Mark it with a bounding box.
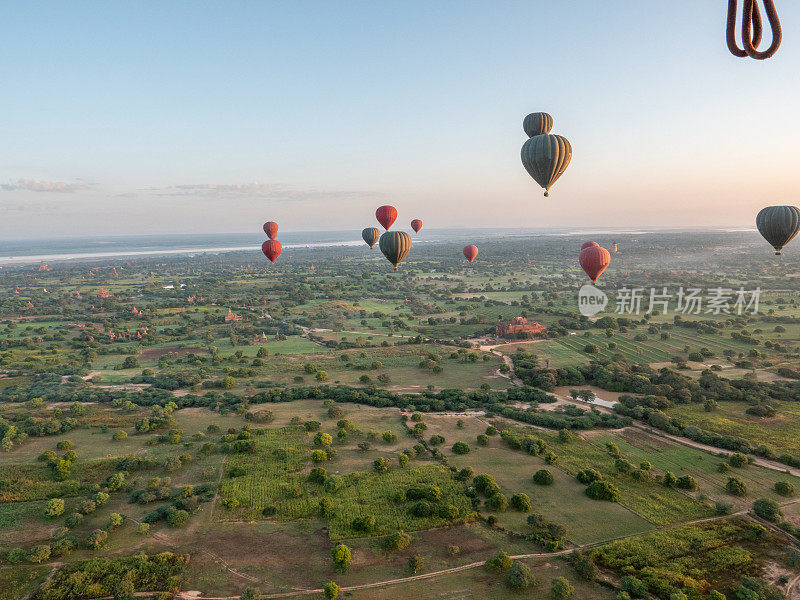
[579,244,611,283]
[375,205,398,231]
[523,112,553,138]
[379,231,412,270]
[362,227,380,248]
[263,221,278,240]
[411,219,423,233]
[463,245,478,263]
[756,206,800,255]
[261,240,282,264]
[581,241,599,251]
[521,134,572,197]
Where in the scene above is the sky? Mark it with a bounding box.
[1,1,799,238]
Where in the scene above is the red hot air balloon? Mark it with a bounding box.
[579,244,611,283]
[261,240,282,264]
[411,219,423,233]
[263,221,278,240]
[580,241,599,251]
[375,205,398,231]
[463,245,478,263]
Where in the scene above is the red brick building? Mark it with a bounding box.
[496,316,546,339]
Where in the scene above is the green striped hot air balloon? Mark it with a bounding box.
[362,227,380,248]
[756,206,800,255]
[379,231,412,271]
[523,112,553,138]
[521,134,572,197]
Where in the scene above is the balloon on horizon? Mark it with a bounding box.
[362,227,380,248]
[411,219,423,233]
[756,206,800,255]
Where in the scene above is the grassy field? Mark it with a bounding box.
[0,564,52,600]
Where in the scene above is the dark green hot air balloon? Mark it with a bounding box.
[756,205,800,255]
[521,134,572,197]
[362,227,380,248]
[523,112,553,138]
[379,231,412,270]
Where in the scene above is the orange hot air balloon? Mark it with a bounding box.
[463,245,478,263]
[411,219,423,233]
[261,240,282,263]
[375,205,398,231]
[263,221,278,240]
[579,244,611,283]
[580,241,599,251]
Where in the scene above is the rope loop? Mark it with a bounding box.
[726,0,781,60]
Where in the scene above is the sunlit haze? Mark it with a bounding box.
[2,1,799,238]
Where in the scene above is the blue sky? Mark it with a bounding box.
[1,1,799,238]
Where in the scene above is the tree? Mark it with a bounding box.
[45,498,65,518]
[167,509,190,527]
[323,582,339,599]
[574,555,599,581]
[662,471,678,487]
[533,469,554,485]
[551,576,574,599]
[316,370,329,382]
[373,457,390,473]
[729,452,748,468]
[753,498,782,522]
[109,513,124,529]
[331,543,351,573]
[314,432,333,446]
[485,492,508,512]
[775,481,795,496]
[408,554,424,574]
[507,561,536,590]
[477,434,489,446]
[86,529,108,550]
[452,441,470,455]
[113,576,135,600]
[398,453,409,468]
[113,429,128,441]
[221,376,236,389]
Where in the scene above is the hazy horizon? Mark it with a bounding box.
[2,1,799,237]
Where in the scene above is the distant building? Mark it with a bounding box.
[37,263,51,271]
[98,288,114,299]
[496,316,546,339]
[225,308,242,323]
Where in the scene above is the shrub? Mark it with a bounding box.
[314,432,333,446]
[452,441,470,455]
[7,548,26,563]
[408,554,424,573]
[576,469,602,484]
[137,523,151,535]
[585,480,620,502]
[533,469,554,485]
[485,492,508,512]
[398,454,409,468]
[676,475,697,490]
[477,434,489,446]
[574,555,599,581]
[167,509,190,527]
[373,457,391,473]
[28,544,51,564]
[510,493,532,512]
[726,476,747,497]
[507,561,536,591]
[753,498,782,522]
[351,515,376,532]
[331,543,351,573]
[662,471,678,487]
[551,576,574,599]
[45,498,65,518]
[383,530,411,551]
[620,575,648,598]
[486,551,513,572]
[775,481,795,496]
[86,529,108,550]
[323,582,339,600]
[729,452,749,467]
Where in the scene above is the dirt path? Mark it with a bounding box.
[551,393,800,479]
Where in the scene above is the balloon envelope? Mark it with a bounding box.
[362,227,380,248]
[379,231,412,270]
[263,221,278,240]
[411,219,423,233]
[521,134,572,197]
[463,245,478,263]
[376,205,398,231]
[523,112,553,137]
[756,206,800,255]
[581,241,600,251]
[261,240,282,263]
[579,245,611,283]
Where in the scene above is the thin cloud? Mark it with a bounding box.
[147,182,386,202]
[1,178,91,193]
